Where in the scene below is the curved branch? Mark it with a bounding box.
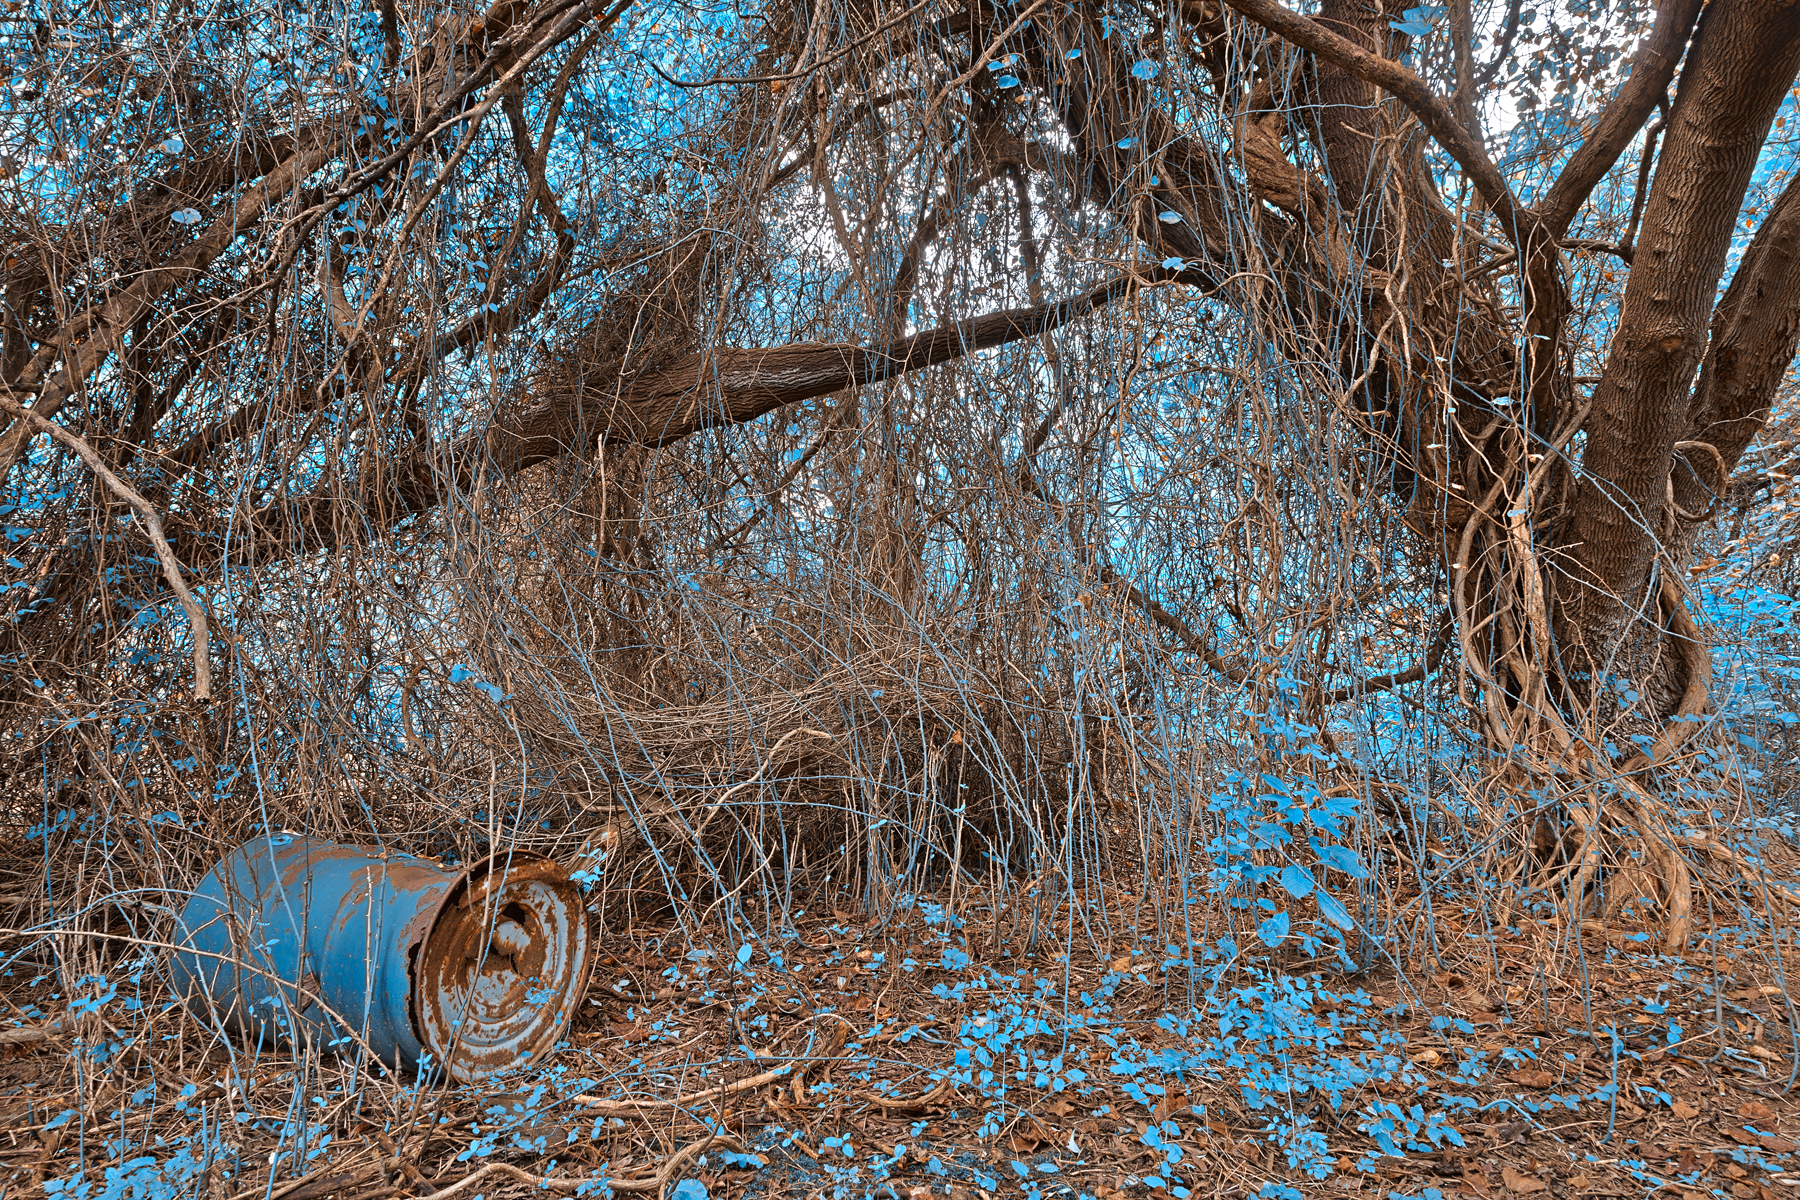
[650,0,936,87]
[1319,610,1454,705]
[1538,0,1703,236]
[1215,0,1531,240]
[179,270,1185,573]
[1472,0,1525,90]
[0,395,210,701]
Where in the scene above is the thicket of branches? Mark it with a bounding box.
[4,0,1800,970]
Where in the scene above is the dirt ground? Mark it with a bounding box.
[3,882,1797,1200]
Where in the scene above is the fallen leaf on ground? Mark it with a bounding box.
[1672,1099,1701,1119]
[1501,1166,1548,1193]
[1511,1069,1555,1089]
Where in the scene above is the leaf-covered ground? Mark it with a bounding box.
[4,885,1799,1200]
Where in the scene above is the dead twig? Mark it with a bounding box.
[865,1076,953,1110]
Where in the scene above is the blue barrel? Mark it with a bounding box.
[169,834,591,1082]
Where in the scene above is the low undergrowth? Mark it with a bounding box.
[7,868,1800,1200]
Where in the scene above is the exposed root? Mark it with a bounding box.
[1678,831,1800,908]
[866,1077,954,1110]
[414,1134,741,1200]
[1446,400,1738,955]
[569,1056,814,1114]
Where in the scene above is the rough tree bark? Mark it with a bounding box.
[1560,0,1800,712]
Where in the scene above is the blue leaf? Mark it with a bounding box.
[670,1181,708,1200]
[1118,137,1138,149]
[1317,890,1355,930]
[1158,210,1183,224]
[996,75,1019,88]
[171,208,202,225]
[1065,48,1081,59]
[736,944,753,966]
[1161,256,1188,270]
[1279,865,1315,898]
[1320,843,1369,878]
[1390,7,1445,35]
[1257,910,1290,947]
[1130,59,1159,79]
[449,664,476,683]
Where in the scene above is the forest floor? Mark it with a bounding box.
[0,885,1797,1200]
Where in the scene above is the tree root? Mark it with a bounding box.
[415,1133,740,1200]
[1560,575,1711,953]
[866,1077,954,1110]
[1676,831,1800,907]
[1455,451,1721,953]
[568,1057,812,1115]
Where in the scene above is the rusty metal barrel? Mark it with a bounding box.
[169,834,591,1081]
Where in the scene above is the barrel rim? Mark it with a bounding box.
[413,848,593,1082]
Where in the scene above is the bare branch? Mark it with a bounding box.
[0,394,211,701]
[1318,611,1454,705]
[1216,0,1532,241]
[183,270,1184,572]
[0,122,345,482]
[1538,0,1704,236]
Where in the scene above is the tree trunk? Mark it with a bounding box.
[1557,0,1800,718]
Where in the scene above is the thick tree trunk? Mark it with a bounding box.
[1557,1,1800,712]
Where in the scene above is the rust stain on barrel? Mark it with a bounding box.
[171,837,592,1082]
